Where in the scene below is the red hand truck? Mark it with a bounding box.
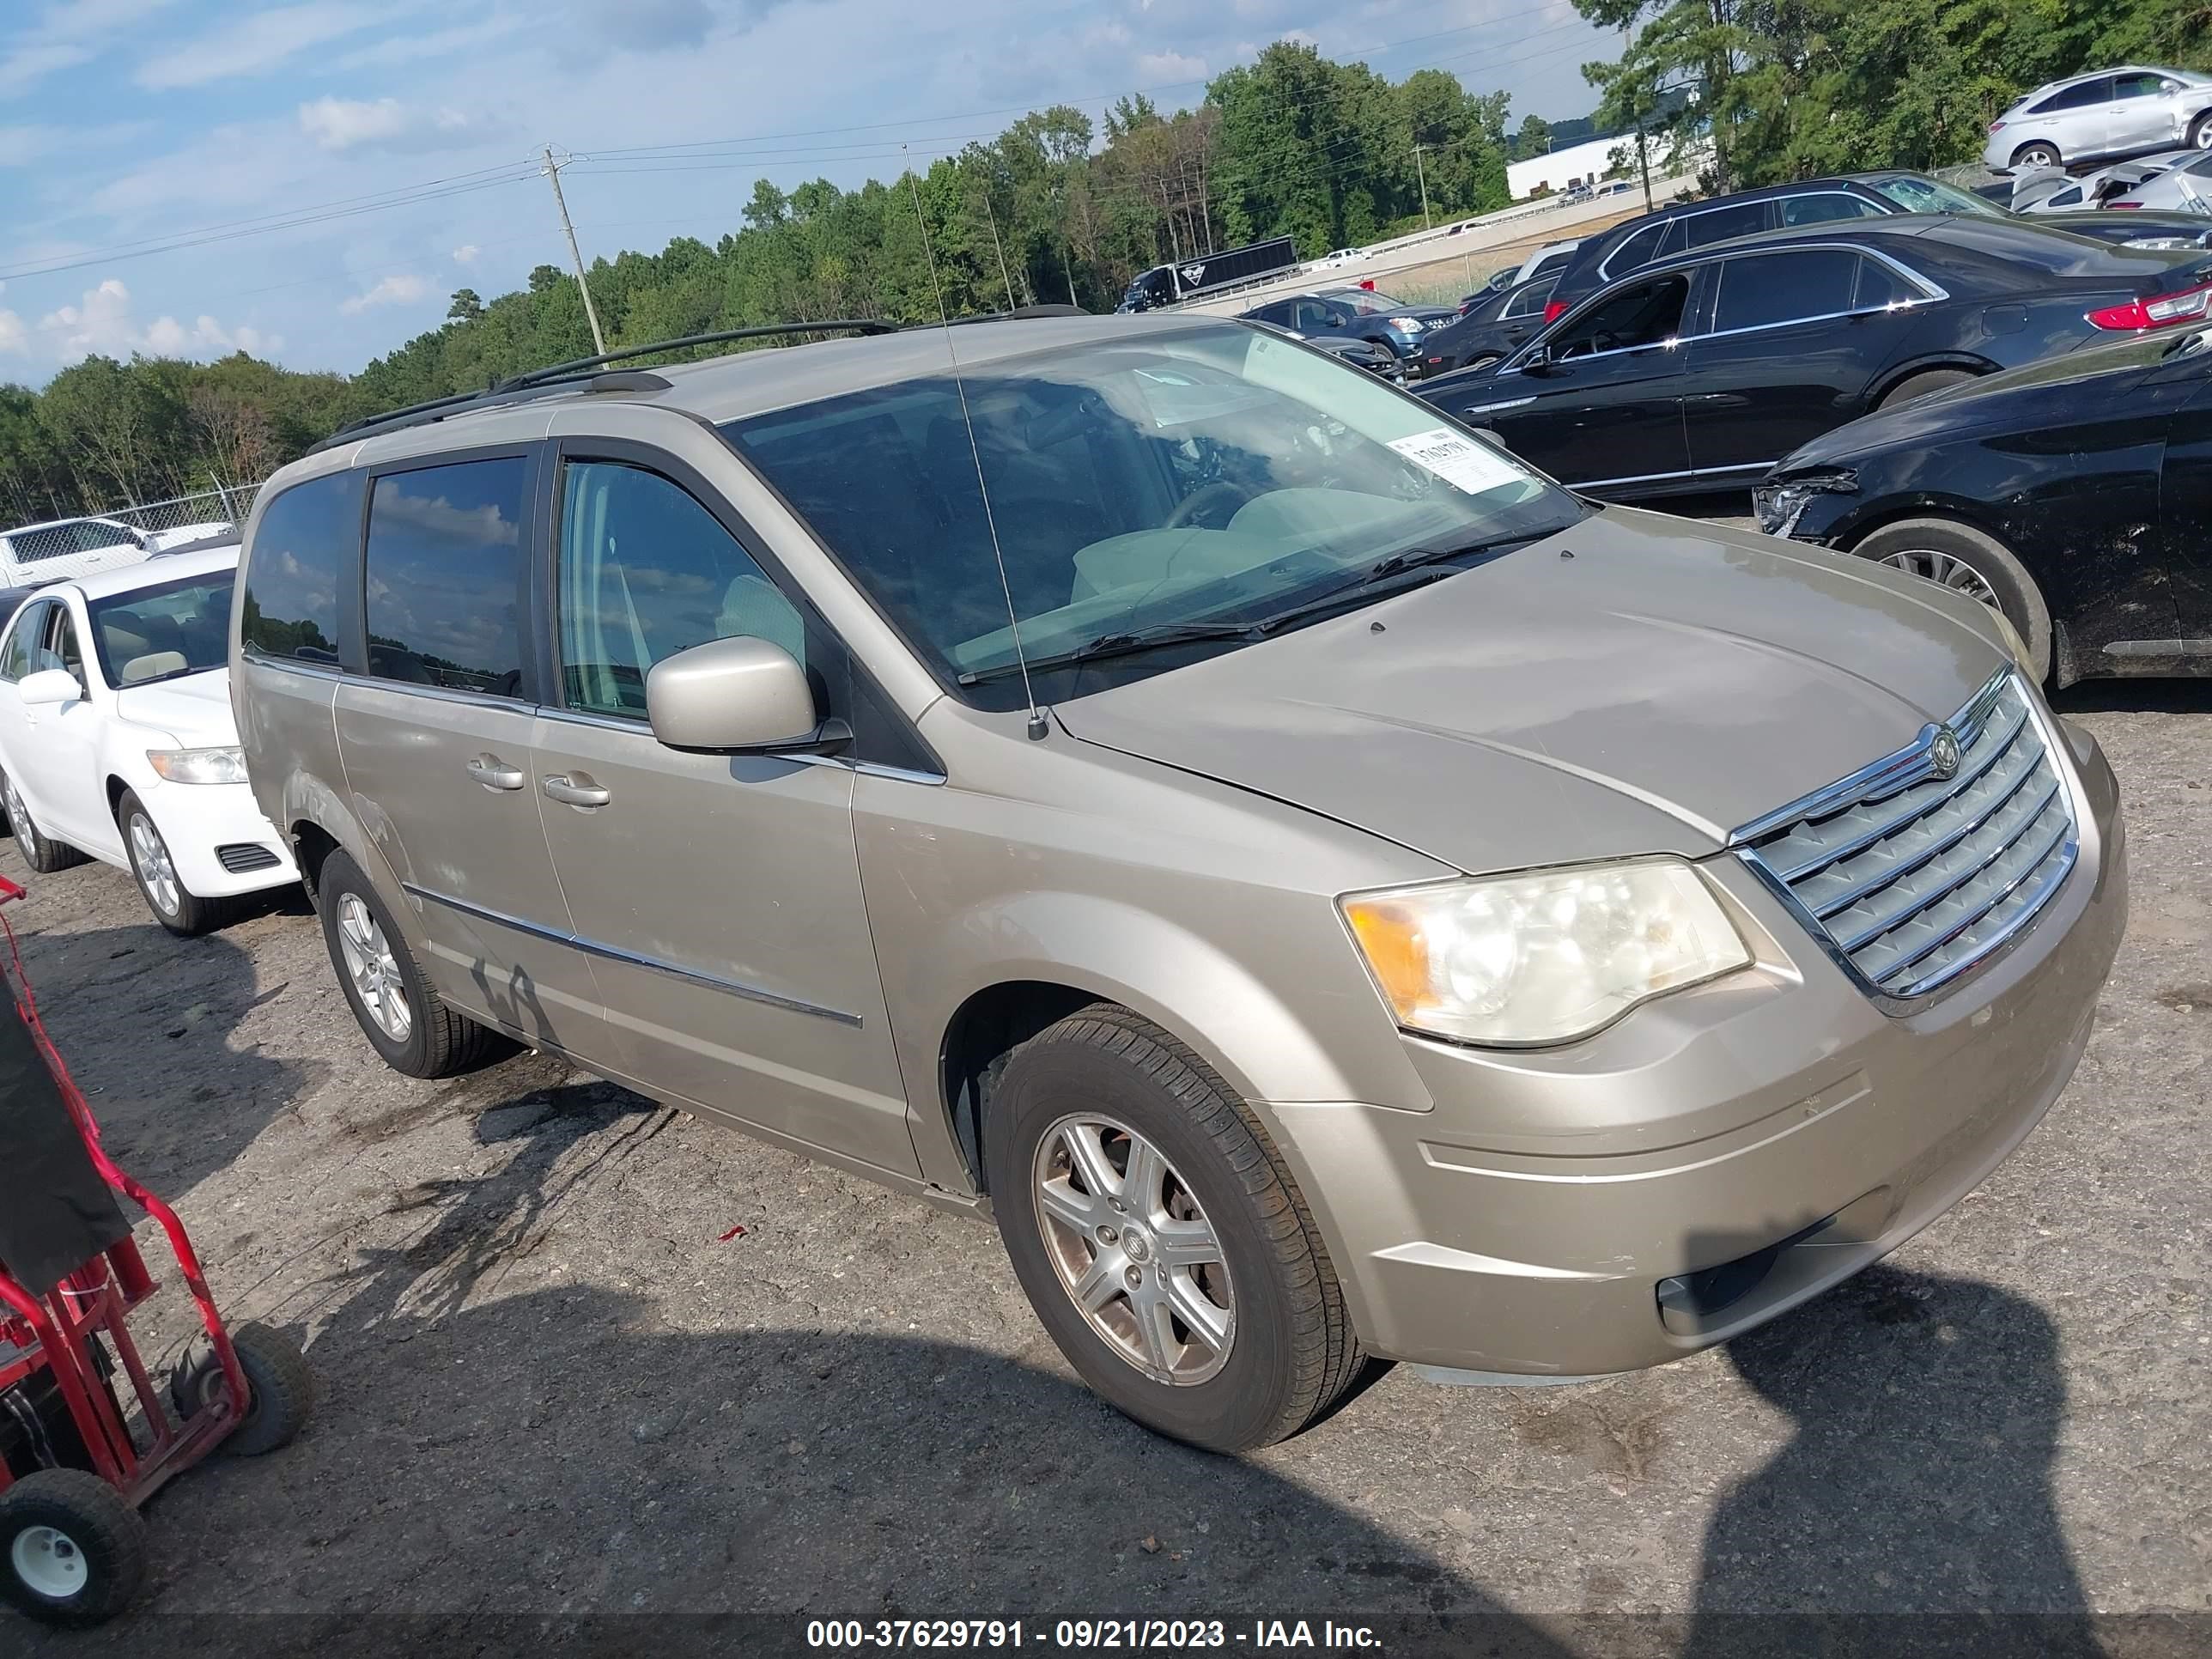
[0,873,312,1626]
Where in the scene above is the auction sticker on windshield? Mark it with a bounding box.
[1388,427,1523,495]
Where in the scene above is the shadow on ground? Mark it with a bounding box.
[15,1079,2112,1658]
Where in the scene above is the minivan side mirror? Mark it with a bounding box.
[18,668,82,708]
[645,635,849,757]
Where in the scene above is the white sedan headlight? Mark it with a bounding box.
[147,746,248,785]
[1342,858,1753,1046]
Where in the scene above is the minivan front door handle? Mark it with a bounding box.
[542,772,611,809]
[465,754,526,792]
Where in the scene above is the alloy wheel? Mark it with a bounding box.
[10,1525,86,1601]
[126,812,180,917]
[1031,1114,1235,1385]
[4,777,37,860]
[1876,548,2002,611]
[335,893,411,1042]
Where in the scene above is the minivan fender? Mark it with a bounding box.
[897,890,1433,1196]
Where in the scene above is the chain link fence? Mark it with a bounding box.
[97,483,264,538]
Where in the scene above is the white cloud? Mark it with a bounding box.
[137,2,378,90]
[452,245,480,266]
[297,95,499,154]
[35,277,277,362]
[1136,51,1208,83]
[333,15,525,71]
[0,1,175,94]
[0,311,26,356]
[339,274,429,315]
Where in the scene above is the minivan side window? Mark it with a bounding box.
[556,460,805,718]
[241,471,360,668]
[362,457,529,696]
[1711,249,1860,332]
[1683,200,1771,249]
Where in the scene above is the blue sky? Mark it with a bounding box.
[0,0,1619,379]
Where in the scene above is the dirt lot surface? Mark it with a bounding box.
[5,678,2207,1657]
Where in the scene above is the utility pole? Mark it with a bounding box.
[542,145,606,356]
[1413,144,1433,230]
[1636,125,1654,213]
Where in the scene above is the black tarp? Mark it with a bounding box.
[0,987,129,1292]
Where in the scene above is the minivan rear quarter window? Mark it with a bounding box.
[240,470,360,667]
[363,457,529,696]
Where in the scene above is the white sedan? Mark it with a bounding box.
[0,546,297,933]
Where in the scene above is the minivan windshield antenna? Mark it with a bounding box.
[903,148,1048,740]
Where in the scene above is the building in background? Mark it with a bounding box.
[1506,134,1634,201]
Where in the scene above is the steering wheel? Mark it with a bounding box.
[1164,482,1250,531]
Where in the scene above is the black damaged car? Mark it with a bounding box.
[1757,326,2212,686]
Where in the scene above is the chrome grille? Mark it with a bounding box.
[1734,672,2076,1002]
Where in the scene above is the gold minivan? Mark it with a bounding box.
[234,316,2125,1450]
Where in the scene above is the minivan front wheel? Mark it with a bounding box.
[315,850,508,1078]
[986,1004,1373,1451]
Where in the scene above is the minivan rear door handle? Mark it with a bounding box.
[465,754,526,792]
[542,772,611,809]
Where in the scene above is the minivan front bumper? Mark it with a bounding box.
[1263,715,2126,1378]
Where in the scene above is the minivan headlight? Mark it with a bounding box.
[147,746,248,785]
[1341,858,1753,1047]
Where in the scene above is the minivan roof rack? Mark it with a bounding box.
[312,319,901,453]
[495,319,901,392]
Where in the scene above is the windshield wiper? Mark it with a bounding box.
[957,621,1261,685]
[1253,526,1561,632]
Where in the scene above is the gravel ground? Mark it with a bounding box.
[3,678,2206,1658]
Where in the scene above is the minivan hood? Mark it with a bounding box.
[113,667,239,749]
[1054,508,2005,873]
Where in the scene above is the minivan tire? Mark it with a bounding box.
[2011,142,2062,169]
[1851,516,2053,683]
[1877,368,1978,410]
[2,769,88,875]
[985,1003,1373,1452]
[315,850,509,1079]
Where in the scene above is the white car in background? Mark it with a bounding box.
[0,545,297,933]
[0,514,234,588]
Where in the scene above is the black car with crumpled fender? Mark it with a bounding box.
[1757,326,2212,687]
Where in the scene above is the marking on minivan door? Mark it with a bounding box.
[402,883,864,1027]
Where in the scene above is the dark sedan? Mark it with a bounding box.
[1417,274,1558,377]
[1756,325,2212,685]
[1245,319,1404,380]
[1419,215,2212,501]
[1541,169,2212,321]
[1238,288,1460,371]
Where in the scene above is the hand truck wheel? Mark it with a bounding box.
[0,1468,148,1627]
[168,1322,314,1457]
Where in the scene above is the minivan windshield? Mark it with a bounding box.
[89,569,235,687]
[724,324,1586,706]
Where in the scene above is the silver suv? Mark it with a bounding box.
[1984,65,2212,171]
[233,314,2126,1451]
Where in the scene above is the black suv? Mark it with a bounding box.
[1542,170,2212,320]
[1237,289,1460,371]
